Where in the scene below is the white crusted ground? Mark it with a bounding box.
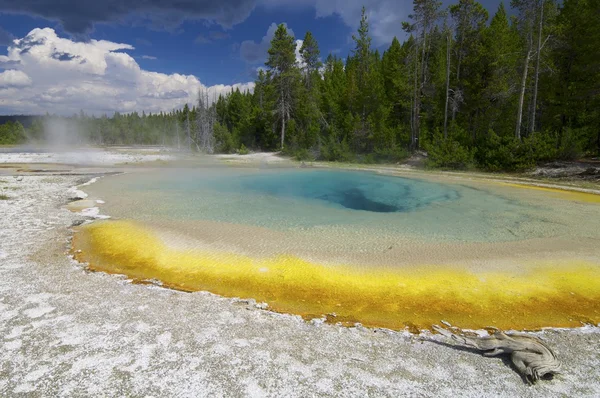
[214,152,287,164]
[0,148,173,165]
[0,162,599,397]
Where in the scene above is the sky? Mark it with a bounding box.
[0,0,504,116]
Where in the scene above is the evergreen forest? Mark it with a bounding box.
[1,0,598,172]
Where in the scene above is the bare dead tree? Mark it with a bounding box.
[529,0,551,135]
[184,109,192,150]
[433,322,561,384]
[195,88,216,153]
[514,0,539,141]
[174,117,181,150]
[403,0,444,150]
[443,16,452,139]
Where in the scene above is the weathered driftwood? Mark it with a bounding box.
[433,321,561,384]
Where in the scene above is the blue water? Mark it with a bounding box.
[86,167,568,243]
[233,170,460,213]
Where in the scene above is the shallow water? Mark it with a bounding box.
[84,168,586,243]
[76,166,600,330]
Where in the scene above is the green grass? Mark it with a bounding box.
[0,194,10,200]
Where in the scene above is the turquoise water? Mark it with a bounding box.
[87,168,571,243]
[232,170,459,213]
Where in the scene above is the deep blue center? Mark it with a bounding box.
[235,170,459,213]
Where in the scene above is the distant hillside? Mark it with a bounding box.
[0,115,43,128]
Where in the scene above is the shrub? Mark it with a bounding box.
[475,131,535,172]
[425,130,474,169]
[237,143,250,155]
[556,127,585,160]
[293,148,315,161]
[213,123,236,153]
[319,136,354,162]
[0,121,27,145]
[525,132,558,162]
[366,146,410,164]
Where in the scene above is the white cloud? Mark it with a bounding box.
[141,55,157,60]
[0,28,254,115]
[295,39,305,69]
[0,69,32,87]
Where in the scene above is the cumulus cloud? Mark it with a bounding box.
[0,69,32,87]
[0,28,254,115]
[0,0,257,35]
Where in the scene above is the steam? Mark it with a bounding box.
[42,117,89,149]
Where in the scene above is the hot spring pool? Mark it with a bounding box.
[75,167,600,330]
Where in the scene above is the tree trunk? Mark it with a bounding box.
[529,0,545,135]
[516,49,532,141]
[453,40,463,122]
[415,33,427,150]
[412,40,419,150]
[597,126,600,156]
[444,31,451,140]
[280,91,286,150]
[186,112,191,150]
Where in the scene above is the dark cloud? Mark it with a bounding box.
[15,35,46,55]
[52,51,78,61]
[0,0,258,34]
[0,26,14,46]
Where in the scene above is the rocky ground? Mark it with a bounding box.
[0,152,599,397]
[529,159,600,181]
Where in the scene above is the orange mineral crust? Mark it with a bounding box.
[73,220,600,331]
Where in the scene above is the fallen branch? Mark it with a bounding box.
[432,321,561,384]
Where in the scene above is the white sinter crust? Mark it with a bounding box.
[0,166,599,397]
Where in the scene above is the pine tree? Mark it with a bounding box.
[299,31,321,90]
[479,3,520,136]
[403,0,444,149]
[266,24,299,150]
[382,36,413,145]
[449,0,488,123]
[512,0,540,140]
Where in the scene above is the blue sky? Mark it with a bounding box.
[0,0,504,115]
[0,6,354,86]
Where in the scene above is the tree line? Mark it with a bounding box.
[213,0,599,170]
[1,0,598,172]
[0,93,216,152]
